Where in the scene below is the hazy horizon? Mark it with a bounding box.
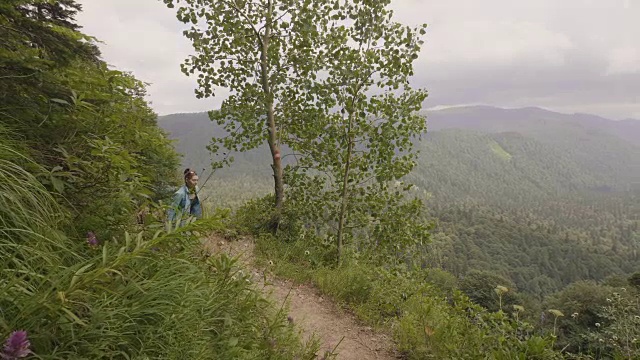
[159,104,640,122]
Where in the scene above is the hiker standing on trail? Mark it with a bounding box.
[167,168,202,225]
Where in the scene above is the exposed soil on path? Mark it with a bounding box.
[203,234,399,360]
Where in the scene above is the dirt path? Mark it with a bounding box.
[204,235,398,360]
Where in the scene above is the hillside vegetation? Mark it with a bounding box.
[3,0,638,359]
[159,107,640,297]
[159,102,640,358]
[1,1,315,358]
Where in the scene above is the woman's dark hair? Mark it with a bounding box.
[183,168,197,180]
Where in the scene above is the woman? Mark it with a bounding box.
[167,168,202,225]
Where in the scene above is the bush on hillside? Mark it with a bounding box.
[0,139,316,359]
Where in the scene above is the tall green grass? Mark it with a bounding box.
[235,196,563,359]
[0,134,316,359]
[0,138,73,268]
[253,233,565,359]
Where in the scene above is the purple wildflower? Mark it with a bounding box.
[86,231,99,248]
[1,330,31,359]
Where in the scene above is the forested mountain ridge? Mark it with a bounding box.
[159,106,640,199]
[425,106,640,192]
[425,105,640,145]
[159,107,640,297]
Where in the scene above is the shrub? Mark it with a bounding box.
[0,141,315,359]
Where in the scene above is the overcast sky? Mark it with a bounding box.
[76,0,639,120]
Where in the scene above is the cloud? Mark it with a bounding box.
[424,21,574,67]
[390,0,640,119]
[77,0,214,114]
[607,46,640,75]
[75,0,640,119]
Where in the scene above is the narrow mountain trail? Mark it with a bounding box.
[203,234,399,360]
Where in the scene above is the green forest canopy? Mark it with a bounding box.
[159,107,640,297]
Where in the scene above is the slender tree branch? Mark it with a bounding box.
[271,8,292,25]
[281,152,304,160]
[223,0,264,47]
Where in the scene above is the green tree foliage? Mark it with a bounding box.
[163,0,346,211]
[1,0,180,238]
[459,270,521,312]
[1,0,99,134]
[164,0,431,263]
[542,282,640,358]
[543,281,614,349]
[408,130,639,298]
[281,0,429,263]
[422,196,639,298]
[585,290,640,359]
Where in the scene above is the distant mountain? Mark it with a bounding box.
[426,105,640,145]
[410,129,611,202]
[431,106,639,191]
[158,106,640,198]
[157,106,640,296]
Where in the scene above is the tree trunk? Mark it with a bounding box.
[336,113,354,265]
[259,0,284,212]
